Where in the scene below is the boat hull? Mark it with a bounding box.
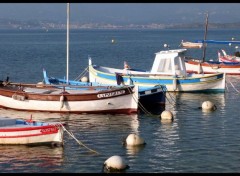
[0,118,63,146]
[185,59,240,75]
[43,69,165,105]
[89,65,226,93]
[0,84,138,114]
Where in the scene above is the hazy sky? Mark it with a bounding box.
[0,3,239,24]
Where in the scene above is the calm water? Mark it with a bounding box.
[0,29,240,173]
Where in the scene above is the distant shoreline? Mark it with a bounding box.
[0,19,240,30]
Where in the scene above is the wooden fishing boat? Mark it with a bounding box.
[185,57,240,75]
[88,48,226,93]
[0,80,139,114]
[218,49,240,63]
[0,4,138,114]
[0,116,64,146]
[180,40,203,49]
[42,69,166,105]
[184,13,240,75]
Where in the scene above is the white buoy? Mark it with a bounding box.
[125,134,145,146]
[164,44,169,48]
[111,39,115,44]
[202,101,217,111]
[36,81,44,87]
[81,76,88,82]
[160,110,173,120]
[103,155,129,171]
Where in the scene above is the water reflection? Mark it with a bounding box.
[125,145,146,155]
[165,92,226,113]
[0,109,140,134]
[0,145,64,173]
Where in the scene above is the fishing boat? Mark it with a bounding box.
[184,13,240,75]
[0,116,64,146]
[40,3,165,106]
[42,68,166,105]
[179,40,203,49]
[0,3,139,115]
[218,49,240,63]
[185,58,240,75]
[0,80,138,114]
[88,48,226,93]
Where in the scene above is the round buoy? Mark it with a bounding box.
[125,134,145,146]
[160,110,173,120]
[202,101,217,111]
[164,44,169,48]
[81,76,88,82]
[36,81,44,87]
[111,39,115,44]
[103,155,129,172]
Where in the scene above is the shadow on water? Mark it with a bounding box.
[138,103,165,115]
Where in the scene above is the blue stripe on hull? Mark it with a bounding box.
[94,70,224,86]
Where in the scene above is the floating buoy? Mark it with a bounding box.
[201,101,217,111]
[124,134,146,146]
[81,76,88,82]
[111,39,115,44]
[103,155,129,172]
[164,43,170,48]
[36,81,44,87]
[160,110,174,121]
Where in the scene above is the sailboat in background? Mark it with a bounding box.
[0,3,139,115]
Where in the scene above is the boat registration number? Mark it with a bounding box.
[97,90,125,98]
[41,127,58,133]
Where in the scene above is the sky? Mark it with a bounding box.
[0,3,239,24]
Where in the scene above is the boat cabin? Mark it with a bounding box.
[150,49,188,77]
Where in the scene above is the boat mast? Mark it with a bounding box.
[202,12,209,63]
[66,3,70,84]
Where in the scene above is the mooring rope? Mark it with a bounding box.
[56,122,100,155]
[74,67,89,81]
[126,86,154,116]
[226,76,240,93]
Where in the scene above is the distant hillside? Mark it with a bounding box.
[0,18,240,30]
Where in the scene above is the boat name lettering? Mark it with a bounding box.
[40,127,58,133]
[97,90,125,98]
[200,76,217,82]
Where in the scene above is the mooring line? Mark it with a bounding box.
[57,123,100,155]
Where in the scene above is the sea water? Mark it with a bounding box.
[0,29,240,173]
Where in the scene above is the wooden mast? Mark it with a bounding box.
[202,12,209,63]
[66,3,70,84]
